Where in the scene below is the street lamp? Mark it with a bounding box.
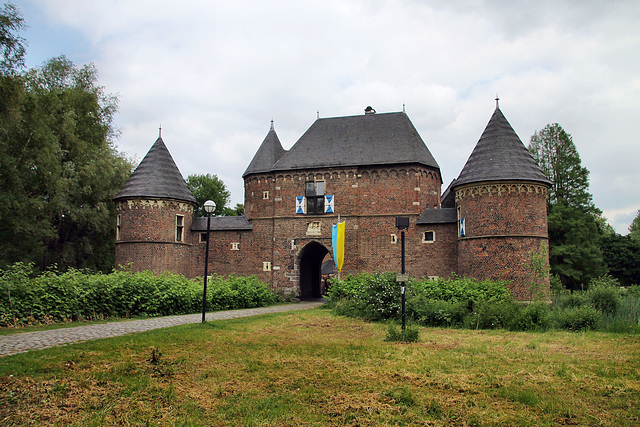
[202,199,216,323]
[395,216,409,331]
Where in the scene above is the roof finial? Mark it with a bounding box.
[159,124,162,138]
[403,103,406,113]
[495,94,500,109]
[270,118,274,130]
[317,110,320,119]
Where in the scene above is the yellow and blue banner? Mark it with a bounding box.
[332,221,345,273]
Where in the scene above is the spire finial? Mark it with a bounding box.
[270,118,274,130]
[159,124,162,138]
[317,110,320,119]
[403,103,406,113]
[495,94,500,109]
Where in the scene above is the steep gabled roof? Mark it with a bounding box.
[245,112,439,175]
[242,123,286,177]
[114,137,196,203]
[454,107,551,188]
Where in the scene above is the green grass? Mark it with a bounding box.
[1,309,639,426]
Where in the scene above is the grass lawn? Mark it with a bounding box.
[0,307,639,426]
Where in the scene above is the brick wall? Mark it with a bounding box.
[114,198,195,276]
[455,182,550,300]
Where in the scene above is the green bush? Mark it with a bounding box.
[408,298,468,327]
[0,263,281,327]
[466,300,520,330]
[552,306,601,331]
[508,302,551,331]
[553,291,586,309]
[587,276,620,316]
[327,272,401,321]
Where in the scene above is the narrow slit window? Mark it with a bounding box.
[176,215,184,242]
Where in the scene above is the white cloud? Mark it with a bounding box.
[13,0,640,234]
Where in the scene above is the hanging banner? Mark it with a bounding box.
[296,196,306,214]
[324,195,334,213]
[332,221,345,273]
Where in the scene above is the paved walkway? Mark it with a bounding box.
[0,301,325,358]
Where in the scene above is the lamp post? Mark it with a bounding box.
[395,217,409,331]
[202,199,216,323]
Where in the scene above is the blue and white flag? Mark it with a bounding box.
[296,196,306,214]
[324,195,334,213]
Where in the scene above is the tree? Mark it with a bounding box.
[0,3,26,75]
[186,173,242,217]
[0,55,133,271]
[529,123,595,211]
[629,210,640,242]
[600,233,640,286]
[528,123,605,290]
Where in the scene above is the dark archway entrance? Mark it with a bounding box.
[299,241,330,300]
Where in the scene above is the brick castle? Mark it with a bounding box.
[114,103,551,300]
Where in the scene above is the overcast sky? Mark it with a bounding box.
[12,0,640,234]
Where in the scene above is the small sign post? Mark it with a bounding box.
[395,217,409,331]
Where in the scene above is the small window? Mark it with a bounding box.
[305,181,325,214]
[199,233,207,243]
[231,242,240,251]
[116,215,121,240]
[390,234,398,244]
[176,215,184,241]
[422,231,435,243]
[263,261,271,271]
[263,191,269,200]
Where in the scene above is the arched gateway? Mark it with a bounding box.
[298,241,330,300]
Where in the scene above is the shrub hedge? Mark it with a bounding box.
[0,263,282,327]
[327,272,640,333]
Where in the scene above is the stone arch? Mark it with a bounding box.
[297,241,330,300]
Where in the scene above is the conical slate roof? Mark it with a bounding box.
[244,112,439,175]
[114,137,196,203]
[453,107,551,188]
[242,123,286,177]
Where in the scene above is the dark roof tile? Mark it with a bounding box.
[454,108,551,188]
[242,124,286,177]
[417,208,457,225]
[191,215,253,231]
[114,137,196,203]
[246,112,439,174]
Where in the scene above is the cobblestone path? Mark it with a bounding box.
[0,301,325,357]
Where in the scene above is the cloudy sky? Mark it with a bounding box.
[12,0,640,234]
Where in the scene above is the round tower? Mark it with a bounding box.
[453,104,551,300]
[113,136,197,276]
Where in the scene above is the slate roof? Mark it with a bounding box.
[244,111,440,176]
[453,107,551,188]
[191,215,253,231]
[416,208,457,225]
[114,137,197,204]
[242,123,287,177]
